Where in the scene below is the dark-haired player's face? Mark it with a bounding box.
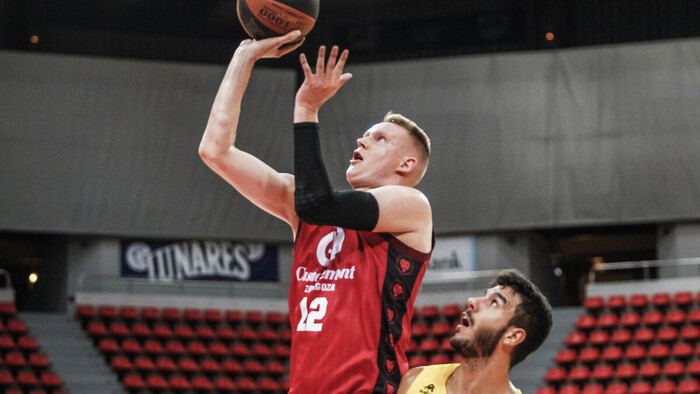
[450,286,520,359]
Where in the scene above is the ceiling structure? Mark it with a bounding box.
[2,0,699,66]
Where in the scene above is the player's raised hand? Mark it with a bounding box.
[234,30,305,64]
[295,45,353,119]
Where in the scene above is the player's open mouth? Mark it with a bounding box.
[353,151,363,161]
[461,311,472,327]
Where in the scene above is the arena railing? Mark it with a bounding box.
[587,257,700,283]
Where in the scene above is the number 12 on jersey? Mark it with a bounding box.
[297,296,328,332]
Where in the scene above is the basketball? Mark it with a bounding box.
[237,0,320,41]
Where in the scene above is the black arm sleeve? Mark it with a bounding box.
[294,122,379,231]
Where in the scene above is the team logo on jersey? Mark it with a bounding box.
[315,227,345,267]
[391,280,405,300]
[396,257,413,275]
[384,383,397,394]
[383,356,397,375]
[419,384,435,394]
[386,306,397,323]
[385,331,395,349]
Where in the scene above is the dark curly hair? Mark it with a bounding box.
[490,270,553,368]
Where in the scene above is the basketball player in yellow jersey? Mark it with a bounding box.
[398,271,553,394]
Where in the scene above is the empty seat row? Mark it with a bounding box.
[122,372,288,392]
[109,354,287,376]
[538,378,700,394]
[556,343,700,365]
[0,369,63,389]
[565,326,700,347]
[97,337,290,359]
[77,304,288,327]
[584,291,700,312]
[545,359,700,384]
[576,309,700,330]
[408,353,460,368]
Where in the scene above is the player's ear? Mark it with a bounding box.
[503,327,526,347]
[397,157,417,174]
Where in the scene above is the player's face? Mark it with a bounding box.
[346,122,415,189]
[450,286,520,359]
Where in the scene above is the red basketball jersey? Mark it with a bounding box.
[289,223,432,393]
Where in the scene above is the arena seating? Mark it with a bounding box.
[0,301,67,394]
[538,291,700,394]
[78,302,467,392]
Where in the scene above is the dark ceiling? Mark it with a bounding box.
[2,0,700,66]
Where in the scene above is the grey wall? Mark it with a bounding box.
[2,37,700,241]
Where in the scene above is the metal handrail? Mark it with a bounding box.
[588,257,700,283]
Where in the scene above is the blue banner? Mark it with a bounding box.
[121,239,278,282]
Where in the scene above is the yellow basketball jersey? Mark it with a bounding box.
[405,363,522,394]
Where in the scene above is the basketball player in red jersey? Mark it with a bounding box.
[199,30,433,393]
[397,271,553,394]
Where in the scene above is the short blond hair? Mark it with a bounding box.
[383,111,430,183]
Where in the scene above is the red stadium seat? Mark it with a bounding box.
[265,311,286,326]
[243,359,264,374]
[411,323,428,338]
[191,375,214,391]
[110,354,133,373]
[632,328,654,344]
[230,343,250,357]
[664,309,686,325]
[565,332,587,347]
[173,324,195,339]
[145,374,169,391]
[194,325,216,341]
[535,387,556,394]
[672,291,693,307]
[123,373,146,390]
[251,343,272,358]
[235,376,257,391]
[5,352,27,368]
[108,322,130,338]
[16,370,39,387]
[183,308,203,323]
[619,312,641,328]
[647,343,669,359]
[215,326,236,341]
[651,380,675,394]
[264,359,286,375]
[225,310,244,326]
[258,376,280,391]
[689,360,700,376]
[641,310,663,326]
[140,306,160,322]
[442,304,462,319]
[661,360,685,378]
[578,347,600,364]
[677,379,700,394]
[596,313,618,329]
[279,328,292,342]
[430,321,452,337]
[169,375,192,391]
[130,322,152,338]
[543,367,567,384]
[655,327,677,342]
[588,330,610,347]
[97,305,118,321]
[177,357,199,374]
[40,372,63,389]
[28,353,51,370]
[164,339,186,356]
[258,327,278,342]
[623,345,646,362]
[86,321,108,337]
[18,336,40,352]
[583,296,604,312]
[221,359,243,374]
[199,358,221,374]
[629,381,651,394]
[186,340,208,357]
[651,292,671,309]
[0,334,15,350]
[98,338,120,354]
[429,354,451,365]
[272,343,290,359]
[555,348,577,365]
[559,385,581,394]
[605,382,628,394]
[245,311,264,325]
[118,306,139,321]
[155,357,177,373]
[133,356,156,372]
[238,327,257,342]
[75,304,96,321]
[143,339,165,355]
[408,355,428,368]
[614,363,637,380]
[0,370,14,386]
[639,361,660,379]
[121,338,143,355]
[575,315,597,331]
[418,338,439,353]
[582,384,604,394]
[203,309,223,325]
[0,302,17,317]
[421,305,440,320]
[628,294,648,309]
[213,376,236,391]
[152,323,174,339]
[610,329,632,345]
[207,341,230,357]
[161,307,182,322]
[606,295,627,310]
[671,342,693,359]
[689,308,700,324]
[680,325,700,341]
[568,365,590,382]
[601,346,623,364]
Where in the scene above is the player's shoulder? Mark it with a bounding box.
[397,366,428,394]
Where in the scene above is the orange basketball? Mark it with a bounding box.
[237,0,320,40]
